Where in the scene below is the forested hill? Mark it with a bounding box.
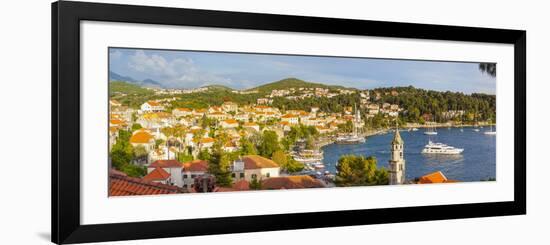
[248,78,348,92]
[371,86,496,122]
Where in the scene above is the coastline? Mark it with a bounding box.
[317,123,496,148]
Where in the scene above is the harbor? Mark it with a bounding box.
[314,126,496,182]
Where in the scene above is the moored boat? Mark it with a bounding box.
[421,140,464,154]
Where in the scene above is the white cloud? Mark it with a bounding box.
[127,50,234,88]
[109,50,122,60]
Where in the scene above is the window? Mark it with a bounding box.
[191,174,196,178]
[251,174,257,179]
[231,173,236,178]
[183,174,187,179]
[266,173,270,178]
[240,173,244,178]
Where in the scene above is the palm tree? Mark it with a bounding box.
[479,63,496,77]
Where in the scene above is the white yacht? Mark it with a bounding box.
[421,140,464,154]
[292,149,324,164]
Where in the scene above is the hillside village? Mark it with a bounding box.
[108,78,495,196]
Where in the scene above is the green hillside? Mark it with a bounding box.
[109,81,154,96]
[249,78,348,92]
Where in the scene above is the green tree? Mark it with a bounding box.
[271,150,304,173]
[207,147,233,187]
[197,149,211,161]
[239,137,258,155]
[335,155,389,186]
[131,123,142,131]
[249,176,262,190]
[133,145,148,163]
[258,130,280,158]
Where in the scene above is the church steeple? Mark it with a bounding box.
[389,124,405,185]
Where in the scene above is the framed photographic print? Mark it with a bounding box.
[52,1,526,244]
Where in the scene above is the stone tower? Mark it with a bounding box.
[389,127,405,185]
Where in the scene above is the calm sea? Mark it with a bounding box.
[321,127,496,182]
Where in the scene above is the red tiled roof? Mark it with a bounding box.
[418,171,458,184]
[149,160,182,168]
[242,155,279,169]
[261,175,324,190]
[183,160,208,172]
[109,170,181,196]
[143,167,171,181]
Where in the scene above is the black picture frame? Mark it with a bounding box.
[52,1,526,244]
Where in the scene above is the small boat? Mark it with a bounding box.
[335,134,366,144]
[412,128,419,131]
[424,131,438,135]
[421,140,464,154]
[473,128,480,132]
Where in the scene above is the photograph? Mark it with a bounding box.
[107,47,497,196]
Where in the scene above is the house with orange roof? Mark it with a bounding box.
[417,171,459,184]
[143,167,172,185]
[220,119,239,129]
[261,175,325,190]
[140,101,165,113]
[192,108,207,117]
[232,155,280,182]
[181,160,209,188]
[172,107,193,118]
[281,114,299,125]
[199,137,215,149]
[147,160,184,187]
[243,122,260,132]
[206,111,229,121]
[208,106,223,113]
[129,130,155,151]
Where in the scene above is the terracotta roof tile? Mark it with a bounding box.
[149,160,182,168]
[261,176,324,190]
[242,155,279,169]
[183,160,208,172]
[109,170,182,196]
[129,131,154,144]
[418,171,458,184]
[143,167,171,181]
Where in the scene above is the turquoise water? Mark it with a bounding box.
[321,127,496,182]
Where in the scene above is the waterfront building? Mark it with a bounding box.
[389,127,406,185]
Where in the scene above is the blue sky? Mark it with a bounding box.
[109,48,496,94]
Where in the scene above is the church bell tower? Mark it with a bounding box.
[389,127,405,185]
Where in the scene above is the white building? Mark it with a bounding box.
[389,128,405,185]
[220,119,239,129]
[172,108,193,117]
[181,160,209,188]
[232,155,280,182]
[281,114,299,125]
[141,101,165,113]
[147,160,184,187]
